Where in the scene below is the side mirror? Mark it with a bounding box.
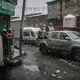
[65,37,71,40]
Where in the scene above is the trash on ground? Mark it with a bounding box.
[64,71,67,74]
[23,65,39,72]
[52,74,56,77]
[57,76,62,79]
[44,72,46,75]
[55,70,60,74]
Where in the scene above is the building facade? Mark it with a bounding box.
[11,18,27,38]
[47,0,80,30]
[0,0,17,32]
[11,14,47,38]
[25,13,47,27]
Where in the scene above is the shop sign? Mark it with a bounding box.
[0,0,15,16]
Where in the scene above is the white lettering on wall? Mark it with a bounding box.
[2,1,15,12]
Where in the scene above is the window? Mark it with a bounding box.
[65,0,77,8]
[68,31,80,39]
[49,3,57,11]
[59,32,69,40]
[23,31,30,36]
[51,32,58,39]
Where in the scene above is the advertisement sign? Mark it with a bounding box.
[0,0,15,16]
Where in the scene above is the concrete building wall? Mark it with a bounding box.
[47,1,60,19]
[47,0,80,30]
[10,20,27,38]
[77,0,80,7]
[62,1,79,16]
[26,15,47,27]
[10,15,47,38]
[47,0,80,19]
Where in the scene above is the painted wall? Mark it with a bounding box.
[47,0,79,19]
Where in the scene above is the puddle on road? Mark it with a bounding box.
[23,65,40,72]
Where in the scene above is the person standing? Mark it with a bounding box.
[48,23,55,31]
[1,29,8,56]
[7,28,14,58]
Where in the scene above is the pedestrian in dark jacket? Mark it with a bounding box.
[1,29,8,55]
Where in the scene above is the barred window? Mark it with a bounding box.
[49,3,57,11]
[65,0,77,8]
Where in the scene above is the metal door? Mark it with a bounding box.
[59,32,71,52]
[48,32,59,49]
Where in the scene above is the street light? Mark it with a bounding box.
[19,0,26,55]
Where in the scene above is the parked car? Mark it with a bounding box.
[23,27,41,45]
[39,31,80,61]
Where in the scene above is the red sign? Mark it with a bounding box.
[0,15,4,20]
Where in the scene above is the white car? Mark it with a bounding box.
[23,27,41,45]
[39,31,80,61]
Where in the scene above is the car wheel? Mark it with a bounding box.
[73,49,80,62]
[39,44,48,54]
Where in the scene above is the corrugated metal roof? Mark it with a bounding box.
[25,13,47,17]
[11,17,26,22]
[46,0,56,4]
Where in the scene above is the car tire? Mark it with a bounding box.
[73,49,80,62]
[39,44,48,54]
[35,44,38,47]
[8,59,22,67]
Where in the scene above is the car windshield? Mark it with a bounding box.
[68,31,80,39]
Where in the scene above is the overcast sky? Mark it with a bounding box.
[15,0,52,17]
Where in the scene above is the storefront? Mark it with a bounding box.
[0,0,16,32]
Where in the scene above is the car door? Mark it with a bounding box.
[59,32,71,52]
[48,32,59,49]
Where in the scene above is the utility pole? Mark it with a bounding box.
[59,0,63,25]
[19,0,26,55]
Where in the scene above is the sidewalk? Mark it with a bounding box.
[12,48,27,59]
[13,39,27,59]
